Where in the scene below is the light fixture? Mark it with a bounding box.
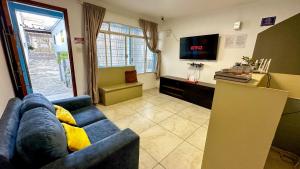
[233,21,242,30]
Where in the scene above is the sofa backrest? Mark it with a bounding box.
[20,93,55,116]
[0,98,22,169]
[16,107,68,168]
[97,66,136,87]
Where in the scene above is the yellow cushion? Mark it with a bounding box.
[54,105,76,126]
[62,123,91,151]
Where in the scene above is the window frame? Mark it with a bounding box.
[98,21,156,74]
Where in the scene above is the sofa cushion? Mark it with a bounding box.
[125,70,138,83]
[51,95,92,112]
[98,66,136,87]
[61,123,91,152]
[101,82,143,93]
[54,105,77,126]
[16,107,68,168]
[20,93,55,115]
[84,119,120,143]
[0,98,22,167]
[71,106,106,127]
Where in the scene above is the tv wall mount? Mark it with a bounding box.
[188,62,204,68]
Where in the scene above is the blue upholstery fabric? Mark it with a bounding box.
[71,106,106,127]
[16,107,68,168]
[0,98,22,169]
[20,93,55,115]
[84,119,120,143]
[41,129,139,169]
[52,95,92,112]
[0,95,139,169]
[0,156,14,169]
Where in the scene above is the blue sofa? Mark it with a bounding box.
[0,94,139,169]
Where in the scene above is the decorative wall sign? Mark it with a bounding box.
[74,37,84,44]
[261,16,276,26]
[225,34,248,48]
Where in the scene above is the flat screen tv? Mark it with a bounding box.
[180,34,219,60]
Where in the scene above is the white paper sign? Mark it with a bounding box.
[225,34,248,48]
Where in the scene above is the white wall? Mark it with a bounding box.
[52,19,68,52]
[0,39,15,116]
[160,0,300,84]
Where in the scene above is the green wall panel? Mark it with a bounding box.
[253,13,300,75]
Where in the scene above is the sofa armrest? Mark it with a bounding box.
[40,129,139,169]
[51,95,92,111]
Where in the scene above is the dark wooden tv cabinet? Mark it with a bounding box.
[159,76,215,109]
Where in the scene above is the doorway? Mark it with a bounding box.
[1,0,77,100]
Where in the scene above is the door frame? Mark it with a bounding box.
[0,0,77,97]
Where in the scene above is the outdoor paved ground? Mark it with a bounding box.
[28,53,73,100]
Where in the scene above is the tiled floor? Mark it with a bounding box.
[97,88,295,169]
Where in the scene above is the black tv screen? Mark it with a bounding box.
[180,34,219,60]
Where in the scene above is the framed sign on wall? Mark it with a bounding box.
[261,16,276,26]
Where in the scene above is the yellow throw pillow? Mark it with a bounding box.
[62,123,91,151]
[54,105,77,126]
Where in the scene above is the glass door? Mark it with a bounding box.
[1,0,77,100]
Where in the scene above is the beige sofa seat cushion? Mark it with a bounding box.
[97,66,143,105]
[101,82,143,93]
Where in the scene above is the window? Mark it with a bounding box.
[96,22,156,73]
[130,37,145,73]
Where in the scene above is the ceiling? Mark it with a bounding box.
[100,0,260,19]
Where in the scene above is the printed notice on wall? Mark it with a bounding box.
[225,34,248,48]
